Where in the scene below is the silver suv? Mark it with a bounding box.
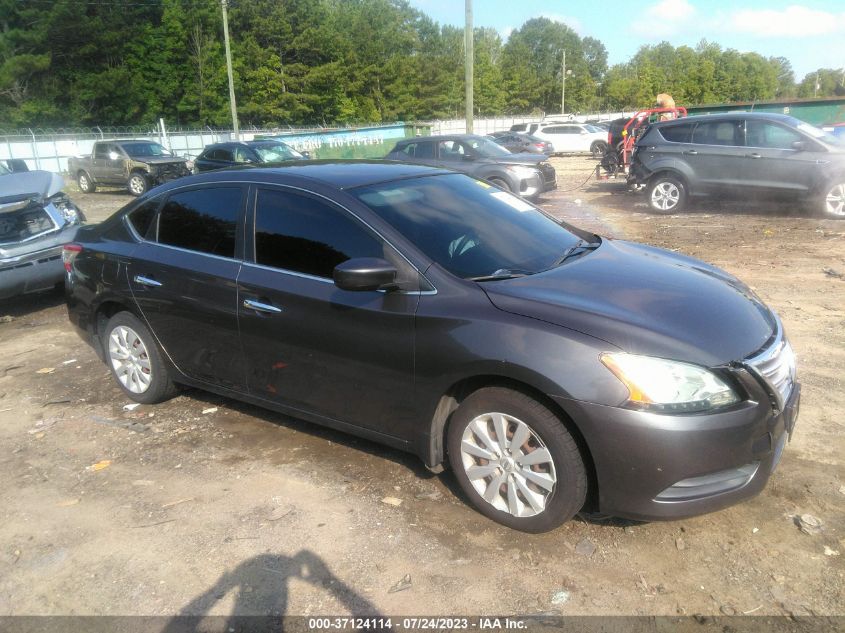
[629,112,845,218]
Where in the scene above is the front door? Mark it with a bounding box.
[237,186,418,437]
[741,119,820,196]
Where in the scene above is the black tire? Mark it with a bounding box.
[819,179,845,219]
[102,311,177,404]
[487,177,512,193]
[127,172,149,197]
[590,141,608,159]
[77,171,96,193]
[446,387,588,533]
[646,173,687,213]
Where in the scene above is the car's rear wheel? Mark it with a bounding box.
[77,171,95,193]
[127,172,149,197]
[821,180,845,218]
[447,387,587,533]
[590,141,608,159]
[647,174,687,213]
[104,312,176,404]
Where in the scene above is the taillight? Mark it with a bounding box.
[62,244,82,272]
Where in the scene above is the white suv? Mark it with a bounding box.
[532,123,608,157]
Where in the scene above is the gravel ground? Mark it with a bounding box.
[0,159,842,620]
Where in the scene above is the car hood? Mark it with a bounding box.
[0,170,64,204]
[481,239,776,367]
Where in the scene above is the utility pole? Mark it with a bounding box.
[221,0,239,140]
[561,49,566,115]
[465,0,473,134]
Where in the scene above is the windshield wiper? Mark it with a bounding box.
[469,268,532,282]
[550,239,601,268]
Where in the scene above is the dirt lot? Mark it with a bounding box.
[0,159,843,620]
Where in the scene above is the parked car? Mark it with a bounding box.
[509,122,541,135]
[1,158,29,173]
[385,134,556,200]
[65,162,799,532]
[531,123,608,157]
[1,165,84,299]
[194,140,308,172]
[68,140,191,197]
[492,132,554,155]
[629,112,845,218]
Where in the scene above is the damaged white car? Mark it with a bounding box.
[0,165,85,299]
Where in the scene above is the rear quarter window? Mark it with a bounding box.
[127,199,159,239]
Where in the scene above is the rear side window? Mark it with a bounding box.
[157,187,242,257]
[659,123,694,143]
[127,199,158,239]
[254,188,384,278]
[396,142,434,159]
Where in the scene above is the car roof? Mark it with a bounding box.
[396,134,491,144]
[151,160,446,191]
[203,140,291,150]
[655,112,801,127]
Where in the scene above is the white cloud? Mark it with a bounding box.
[724,5,845,38]
[540,13,584,35]
[630,0,697,38]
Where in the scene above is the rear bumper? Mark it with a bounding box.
[553,381,800,521]
[0,244,65,299]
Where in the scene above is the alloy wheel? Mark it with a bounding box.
[459,412,557,517]
[108,325,152,394]
[825,183,845,217]
[128,175,146,195]
[651,181,680,211]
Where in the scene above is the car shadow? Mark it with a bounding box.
[183,388,438,482]
[160,550,383,632]
[585,182,817,219]
[0,285,65,318]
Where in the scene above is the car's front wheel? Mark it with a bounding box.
[647,174,687,213]
[104,312,177,404]
[821,179,845,218]
[77,171,96,193]
[487,177,512,193]
[447,387,587,533]
[127,172,149,197]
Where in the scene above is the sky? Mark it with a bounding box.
[407,0,845,80]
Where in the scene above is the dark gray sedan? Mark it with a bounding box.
[65,162,798,532]
[385,134,556,200]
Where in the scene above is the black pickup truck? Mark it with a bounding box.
[68,139,190,196]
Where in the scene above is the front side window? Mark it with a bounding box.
[157,187,242,257]
[745,121,802,149]
[254,188,385,278]
[438,141,466,161]
[94,144,110,159]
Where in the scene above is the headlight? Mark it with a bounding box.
[49,194,81,225]
[600,352,739,413]
[505,165,540,180]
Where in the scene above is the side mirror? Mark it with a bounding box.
[791,141,806,152]
[333,257,397,292]
[108,151,120,161]
[301,151,311,159]
[462,154,476,161]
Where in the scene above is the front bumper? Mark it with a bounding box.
[0,243,65,299]
[553,375,800,521]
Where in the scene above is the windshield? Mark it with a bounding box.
[795,121,842,146]
[465,137,512,157]
[353,173,590,279]
[251,143,303,161]
[0,163,10,176]
[121,142,172,157]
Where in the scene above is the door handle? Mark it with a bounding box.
[746,153,762,159]
[683,150,698,155]
[243,299,283,314]
[134,275,162,288]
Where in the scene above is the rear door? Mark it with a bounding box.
[686,119,747,192]
[237,186,418,436]
[127,184,248,391]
